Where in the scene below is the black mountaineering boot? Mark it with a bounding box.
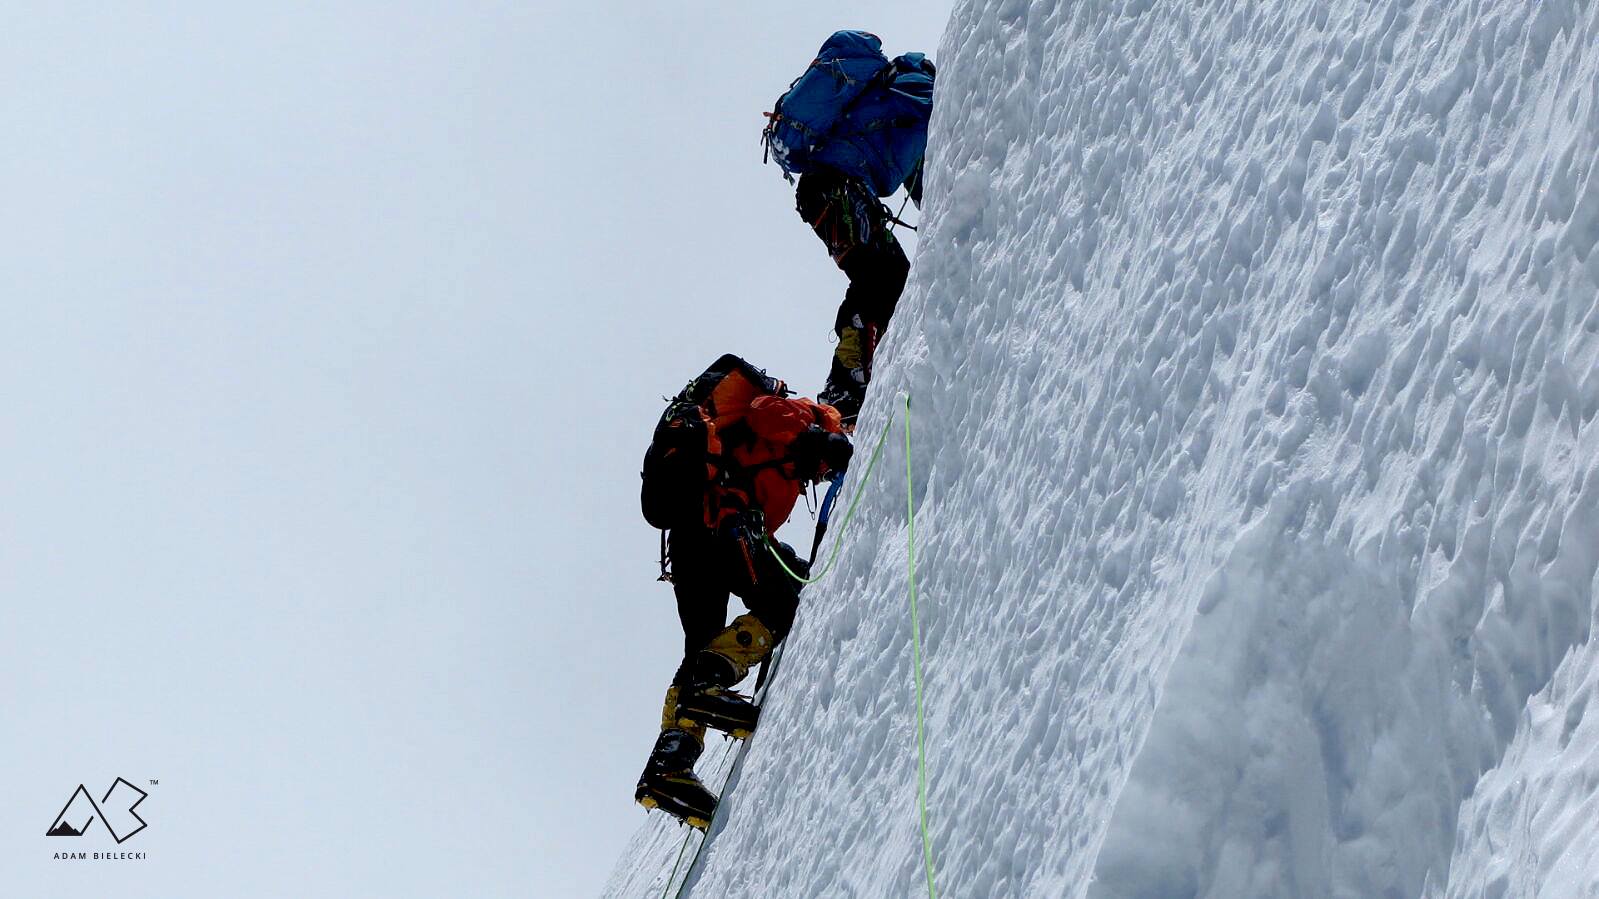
[818,378,864,426]
[676,684,761,740]
[635,729,717,830]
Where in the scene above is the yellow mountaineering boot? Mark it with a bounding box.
[675,615,773,739]
[676,685,760,740]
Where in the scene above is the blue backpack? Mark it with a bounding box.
[762,31,935,198]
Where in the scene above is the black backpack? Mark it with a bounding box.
[640,355,789,531]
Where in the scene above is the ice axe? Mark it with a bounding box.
[751,472,846,697]
[809,470,847,567]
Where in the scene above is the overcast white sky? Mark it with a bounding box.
[1,3,950,896]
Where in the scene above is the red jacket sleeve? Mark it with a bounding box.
[746,396,844,447]
[722,396,847,532]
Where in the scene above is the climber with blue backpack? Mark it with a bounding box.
[762,30,935,423]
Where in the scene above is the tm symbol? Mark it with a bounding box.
[149,779,159,786]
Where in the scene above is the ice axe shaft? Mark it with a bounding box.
[809,471,847,566]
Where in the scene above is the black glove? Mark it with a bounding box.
[792,426,853,476]
[821,431,853,473]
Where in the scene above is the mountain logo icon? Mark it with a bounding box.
[46,778,149,844]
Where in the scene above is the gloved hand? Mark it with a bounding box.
[821,431,853,473]
[772,540,811,580]
[792,426,853,476]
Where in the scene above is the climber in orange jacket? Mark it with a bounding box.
[635,354,852,828]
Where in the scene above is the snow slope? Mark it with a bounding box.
[606,1,1599,896]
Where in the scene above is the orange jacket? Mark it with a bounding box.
[711,396,845,533]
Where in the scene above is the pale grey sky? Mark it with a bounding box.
[1,3,949,896]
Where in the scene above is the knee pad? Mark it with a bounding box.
[696,614,775,685]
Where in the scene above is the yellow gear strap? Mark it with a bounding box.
[658,685,706,741]
[835,326,865,372]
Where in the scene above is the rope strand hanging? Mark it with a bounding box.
[764,394,938,899]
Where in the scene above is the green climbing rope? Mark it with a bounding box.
[766,393,938,899]
[904,394,936,899]
[764,409,895,585]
